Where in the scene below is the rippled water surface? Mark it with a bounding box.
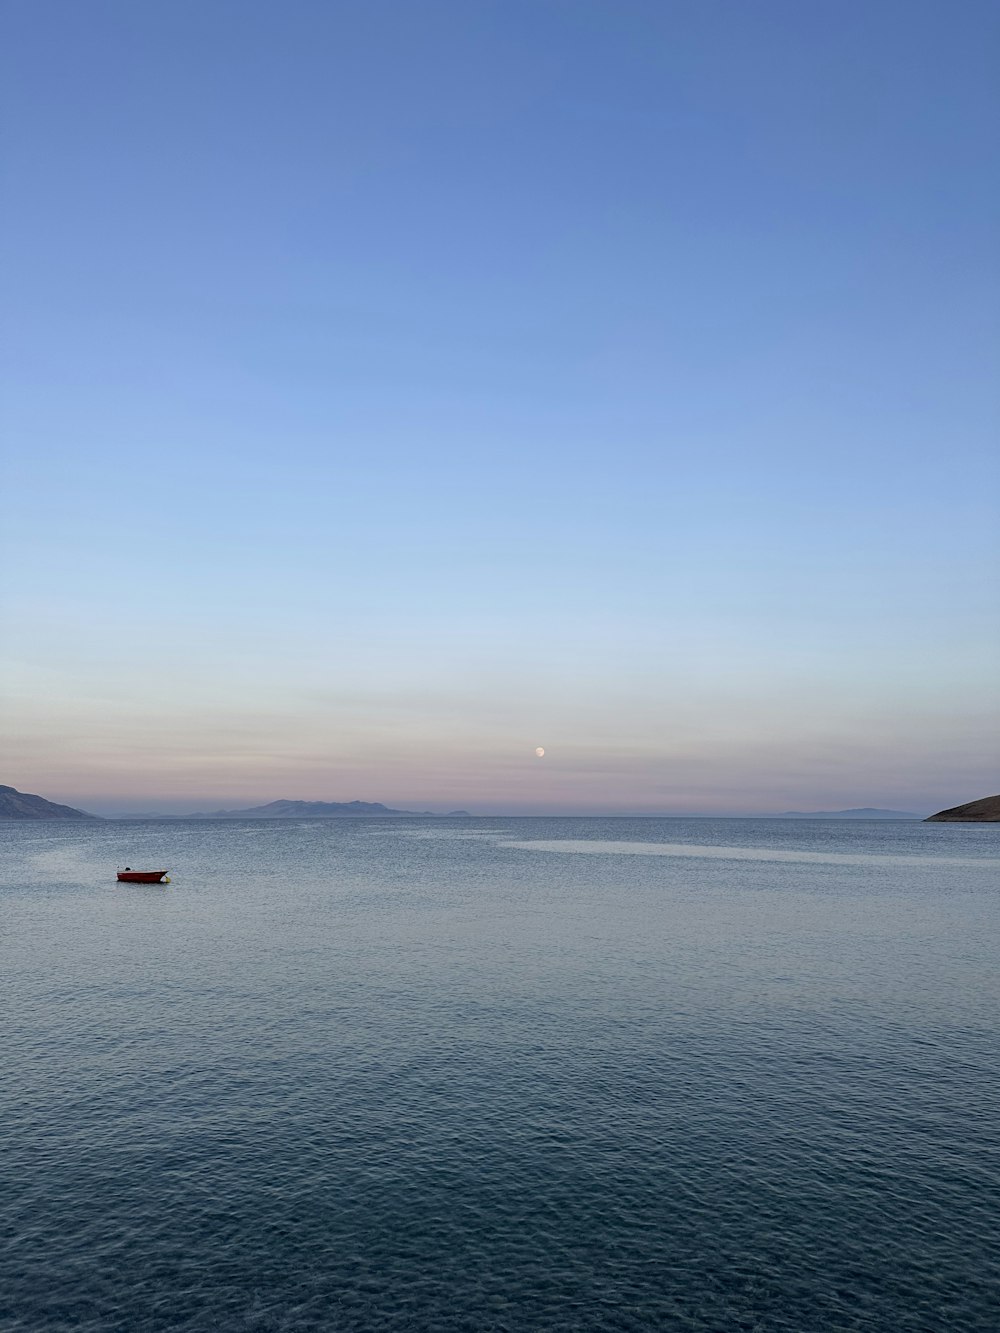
[2,817,998,1331]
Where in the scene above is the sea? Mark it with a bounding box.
[1,816,998,1332]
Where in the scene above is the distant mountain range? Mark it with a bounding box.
[8,781,994,823]
[773,808,920,819]
[925,794,1000,823]
[178,799,471,819]
[0,784,99,820]
[0,786,468,820]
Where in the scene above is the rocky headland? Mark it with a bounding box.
[0,784,99,819]
[925,795,1000,823]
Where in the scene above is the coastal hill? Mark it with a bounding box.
[0,784,99,820]
[776,807,919,819]
[184,799,471,819]
[925,795,1000,823]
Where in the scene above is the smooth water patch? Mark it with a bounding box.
[494,836,998,868]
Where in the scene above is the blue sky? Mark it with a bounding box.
[3,0,997,814]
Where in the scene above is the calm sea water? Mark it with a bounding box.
[2,817,998,1332]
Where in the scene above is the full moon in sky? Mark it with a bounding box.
[535,747,545,758]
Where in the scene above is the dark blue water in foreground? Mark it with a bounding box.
[2,817,998,1332]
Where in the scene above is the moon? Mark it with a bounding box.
[535,747,545,758]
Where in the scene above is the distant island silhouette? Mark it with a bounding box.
[925,795,1000,823]
[0,784,99,820]
[774,807,920,819]
[179,799,472,819]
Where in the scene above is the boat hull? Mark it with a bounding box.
[117,871,169,883]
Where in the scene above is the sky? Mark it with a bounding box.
[2,0,998,816]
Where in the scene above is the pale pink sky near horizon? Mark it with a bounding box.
[5,586,996,818]
[8,698,993,818]
[5,610,997,818]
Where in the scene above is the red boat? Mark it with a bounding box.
[117,869,170,883]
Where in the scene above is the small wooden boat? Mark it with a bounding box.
[117,869,170,883]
